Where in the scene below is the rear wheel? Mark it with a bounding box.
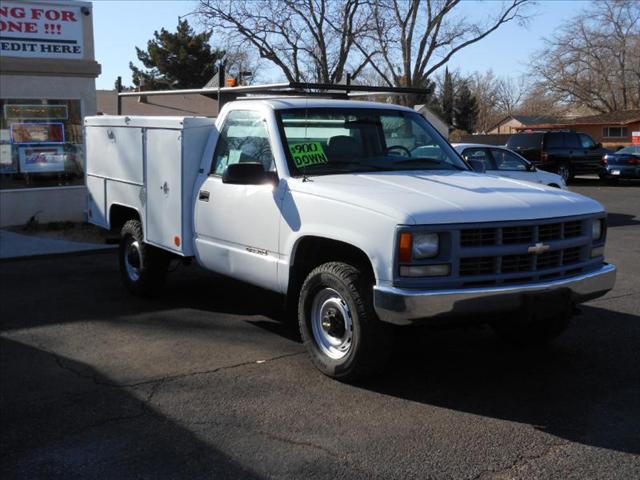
[298,262,393,381]
[119,219,170,296]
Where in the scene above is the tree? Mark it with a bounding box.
[130,19,225,89]
[468,70,501,133]
[530,0,640,113]
[441,68,455,125]
[455,81,478,133]
[364,0,531,102]
[197,0,375,83]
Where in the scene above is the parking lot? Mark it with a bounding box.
[1,179,639,479]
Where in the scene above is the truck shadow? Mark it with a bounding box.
[0,338,262,479]
[357,304,640,455]
[569,177,639,187]
[606,212,640,227]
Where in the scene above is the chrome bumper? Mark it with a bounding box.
[374,263,616,326]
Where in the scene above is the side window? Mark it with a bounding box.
[463,148,494,169]
[491,149,528,171]
[210,111,275,176]
[579,133,596,149]
[545,133,565,148]
[564,133,581,148]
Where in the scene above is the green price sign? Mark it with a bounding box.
[289,141,328,168]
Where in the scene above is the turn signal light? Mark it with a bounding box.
[399,232,413,263]
[174,236,181,247]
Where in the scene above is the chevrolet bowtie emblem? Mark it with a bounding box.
[528,242,550,254]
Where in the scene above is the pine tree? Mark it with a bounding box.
[455,81,479,133]
[129,19,225,89]
[441,68,455,126]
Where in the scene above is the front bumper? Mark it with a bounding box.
[374,263,616,325]
[601,166,640,179]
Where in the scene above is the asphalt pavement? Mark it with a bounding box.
[1,178,639,479]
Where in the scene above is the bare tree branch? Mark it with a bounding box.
[529,0,640,113]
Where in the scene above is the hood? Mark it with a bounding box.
[289,171,603,225]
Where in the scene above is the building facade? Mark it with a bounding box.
[514,110,640,149]
[0,0,100,227]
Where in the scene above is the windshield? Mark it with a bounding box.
[618,146,640,155]
[277,108,468,176]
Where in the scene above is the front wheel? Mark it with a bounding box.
[557,162,573,183]
[298,262,393,381]
[119,219,170,296]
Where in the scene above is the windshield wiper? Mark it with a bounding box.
[320,161,389,171]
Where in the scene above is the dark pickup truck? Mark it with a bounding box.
[506,130,611,183]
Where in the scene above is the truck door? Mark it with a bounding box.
[193,110,284,291]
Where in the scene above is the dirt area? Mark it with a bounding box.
[7,222,114,245]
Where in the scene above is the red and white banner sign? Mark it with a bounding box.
[0,2,84,59]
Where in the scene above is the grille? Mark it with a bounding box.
[562,246,581,265]
[460,257,495,276]
[502,254,532,273]
[564,221,582,238]
[537,250,561,269]
[538,223,561,241]
[460,219,583,247]
[460,246,587,278]
[503,226,534,244]
[460,228,496,247]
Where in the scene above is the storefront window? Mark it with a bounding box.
[0,99,84,189]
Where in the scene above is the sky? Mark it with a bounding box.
[92,0,592,90]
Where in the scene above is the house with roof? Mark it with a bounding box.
[514,110,640,148]
[488,115,559,134]
[96,90,219,117]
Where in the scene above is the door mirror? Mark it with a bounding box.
[222,162,277,185]
[526,162,536,171]
[595,142,602,149]
[468,159,486,173]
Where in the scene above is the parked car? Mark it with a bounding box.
[600,145,640,182]
[453,143,566,189]
[506,130,612,183]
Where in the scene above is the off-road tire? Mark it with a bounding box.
[298,262,393,381]
[119,219,170,296]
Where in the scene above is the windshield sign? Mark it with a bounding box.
[278,108,468,176]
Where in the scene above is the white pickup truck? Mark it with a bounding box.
[85,97,616,380]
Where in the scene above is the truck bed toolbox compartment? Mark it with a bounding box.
[85,116,216,256]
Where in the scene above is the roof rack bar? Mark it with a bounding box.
[115,76,430,114]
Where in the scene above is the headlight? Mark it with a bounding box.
[592,219,603,240]
[412,233,439,259]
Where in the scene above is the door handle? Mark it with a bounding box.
[198,190,210,201]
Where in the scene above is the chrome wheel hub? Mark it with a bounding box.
[124,239,143,281]
[311,288,353,359]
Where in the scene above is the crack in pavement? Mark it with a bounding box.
[468,440,572,480]
[45,348,305,390]
[588,290,640,304]
[3,350,305,460]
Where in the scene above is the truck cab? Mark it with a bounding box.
[85,93,616,381]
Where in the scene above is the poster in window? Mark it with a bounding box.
[10,123,65,144]
[18,146,65,173]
